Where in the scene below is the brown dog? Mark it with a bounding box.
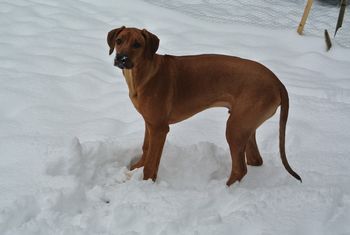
[107,26,301,186]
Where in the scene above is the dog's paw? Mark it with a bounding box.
[129,156,144,170]
[116,166,143,183]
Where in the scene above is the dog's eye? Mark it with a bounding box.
[116,38,122,45]
[133,42,141,49]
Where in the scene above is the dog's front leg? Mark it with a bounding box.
[143,124,169,181]
[130,123,149,170]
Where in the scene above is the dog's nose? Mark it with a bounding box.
[115,54,129,64]
[114,53,132,69]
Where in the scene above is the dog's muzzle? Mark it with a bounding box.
[114,53,132,69]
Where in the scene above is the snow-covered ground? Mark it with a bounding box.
[1,0,350,234]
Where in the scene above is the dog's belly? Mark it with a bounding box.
[169,100,231,124]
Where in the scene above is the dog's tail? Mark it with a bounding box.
[279,84,302,182]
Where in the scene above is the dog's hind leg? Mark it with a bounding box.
[246,131,263,166]
[225,114,253,186]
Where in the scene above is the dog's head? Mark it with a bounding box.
[107,26,159,69]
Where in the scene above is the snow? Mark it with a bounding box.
[1,0,350,234]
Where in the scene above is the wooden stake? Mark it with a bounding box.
[297,0,314,35]
[324,29,332,51]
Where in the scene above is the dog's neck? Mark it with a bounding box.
[122,69,137,99]
[122,54,163,98]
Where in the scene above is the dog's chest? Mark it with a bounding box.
[123,69,139,108]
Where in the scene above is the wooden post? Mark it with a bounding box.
[335,0,347,36]
[297,0,314,35]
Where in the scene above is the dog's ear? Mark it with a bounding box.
[107,26,125,55]
[141,29,159,59]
